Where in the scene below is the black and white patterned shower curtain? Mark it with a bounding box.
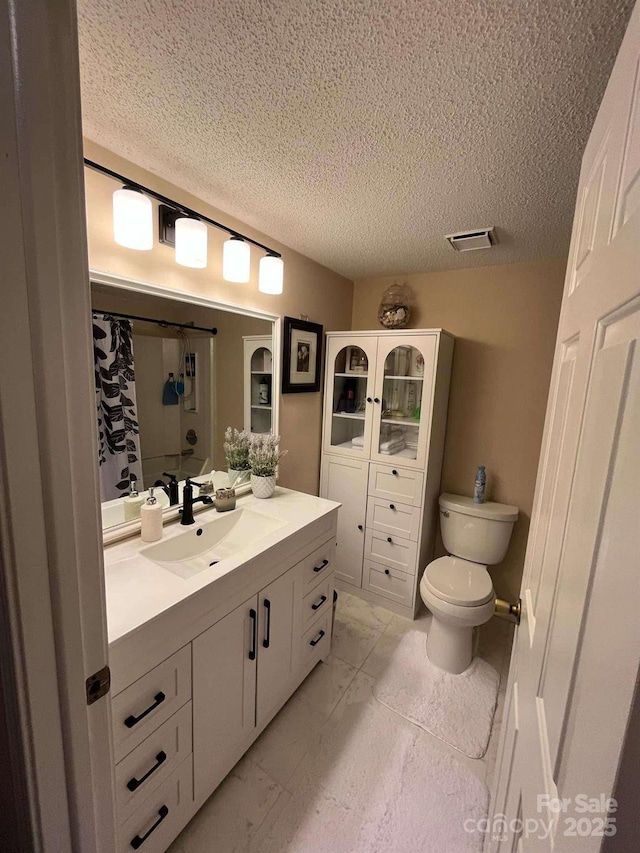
[93,312,143,501]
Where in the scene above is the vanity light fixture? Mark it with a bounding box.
[85,159,284,292]
[175,216,208,268]
[112,186,153,250]
[222,236,251,283]
[258,253,284,295]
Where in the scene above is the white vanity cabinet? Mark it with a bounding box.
[106,497,337,853]
[321,329,454,618]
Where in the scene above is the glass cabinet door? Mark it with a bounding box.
[370,335,437,468]
[323,337,378,457]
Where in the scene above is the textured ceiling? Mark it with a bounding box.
[77,0,633,280]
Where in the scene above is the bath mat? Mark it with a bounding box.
[373,630,500,758]
[253,699,489,853]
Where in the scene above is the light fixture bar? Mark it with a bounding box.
[83,158,282,259]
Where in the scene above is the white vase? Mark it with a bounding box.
[228,467,250,488]
[251,474,276,499]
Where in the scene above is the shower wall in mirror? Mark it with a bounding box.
[91,280,275,529]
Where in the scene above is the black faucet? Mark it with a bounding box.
[179,478,213,525]
[154,472,180,506]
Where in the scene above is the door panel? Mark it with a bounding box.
[370,334,437,468]
[257,567,298,726]
[192,596,257,800]
[322,336,378,457]
[490,8,640,851]
[320,455,368,587]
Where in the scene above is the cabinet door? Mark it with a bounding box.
[370,334,437,468]
[320,455,368,588]
[256,567,298,727]
[192,595,258,800]
[322,336,378,457]
[244,337,273,436]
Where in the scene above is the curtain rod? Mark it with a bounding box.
[93,309,217,336]
[83,158,282,258]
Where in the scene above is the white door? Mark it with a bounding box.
[490,7,640,851]
[369,334,436,469]
[192,596,257,801]
[320,455,369,587]
[256,566,298,726]
[323,336,378,457]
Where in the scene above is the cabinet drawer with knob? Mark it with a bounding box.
[301,575,334,633]
[364,529,418,574]
[114,702,192,824]
[299,609,332,672]
[116,755,193,853]
[368,463,424,506]
[112,645,191,762]
[366,497,421,542]
[300,538,336,593]
[363,562,415,608]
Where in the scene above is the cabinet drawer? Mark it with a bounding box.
[363,562,416,608]
[299,610,332,672]
[112,645,191,763]
[366,498,421,542]
[115,702,192,825]
[364,529,418,574]
[301,574,334,634]
[300,538,336,593]
[368,463,424,507]
[117,755,193,853]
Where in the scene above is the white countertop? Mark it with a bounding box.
[103,487,340,646]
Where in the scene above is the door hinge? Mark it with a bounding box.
[86,664,111,705]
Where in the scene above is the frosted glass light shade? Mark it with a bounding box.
[222,237,251,283]
[259,254,284,294]
[175,217,208,268]
[112,188,153,250]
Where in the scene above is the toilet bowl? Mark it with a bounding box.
[420,493,519,674]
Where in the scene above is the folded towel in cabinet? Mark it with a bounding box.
[351,435,365,447]
[380,438,406,453]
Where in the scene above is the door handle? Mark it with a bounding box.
[124,692,165,729]
[387,537,393,543]
[366,397,372,403]
[374,397,380,403]
[357,524,363,531]
[389,504,396,510]
[130,805,169,849]
[249,608,257,660]
[313,558,329,573]
[263,599,271,649]
[127,751,167,792]
[312,594,327,611]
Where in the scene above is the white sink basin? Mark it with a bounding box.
[141,508,287,578]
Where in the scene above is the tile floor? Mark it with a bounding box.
[168,590,513,853]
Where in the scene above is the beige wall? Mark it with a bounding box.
[84,140,354,495]
[352,259,566,600]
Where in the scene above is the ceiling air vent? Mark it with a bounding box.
[446,227,496,252]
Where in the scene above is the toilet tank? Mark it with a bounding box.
[439,493,518,565]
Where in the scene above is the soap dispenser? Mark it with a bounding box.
[123,478,145,521]
[140,487,163,542]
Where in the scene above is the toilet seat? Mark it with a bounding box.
[423,556,493,607]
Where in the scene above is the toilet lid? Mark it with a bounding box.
[424,556,494,607]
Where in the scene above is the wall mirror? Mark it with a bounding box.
[90,273,279,535]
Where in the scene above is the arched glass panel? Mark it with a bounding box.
[330,346,368,450]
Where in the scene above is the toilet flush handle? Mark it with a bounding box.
[440,509,450,518]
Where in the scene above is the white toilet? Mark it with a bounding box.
[420,493,518,674]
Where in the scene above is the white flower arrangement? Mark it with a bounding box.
[249,433,287,477]
[224,427,251,470]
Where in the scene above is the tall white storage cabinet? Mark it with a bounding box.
[244,335,274,435]
[320,330,454,618]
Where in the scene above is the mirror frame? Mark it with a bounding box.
[91,270,281,545]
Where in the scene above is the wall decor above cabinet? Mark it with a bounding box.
[282,316,323,393]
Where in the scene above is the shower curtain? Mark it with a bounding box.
[93,312,143,501]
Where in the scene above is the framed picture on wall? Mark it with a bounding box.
[282,317,323,393]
